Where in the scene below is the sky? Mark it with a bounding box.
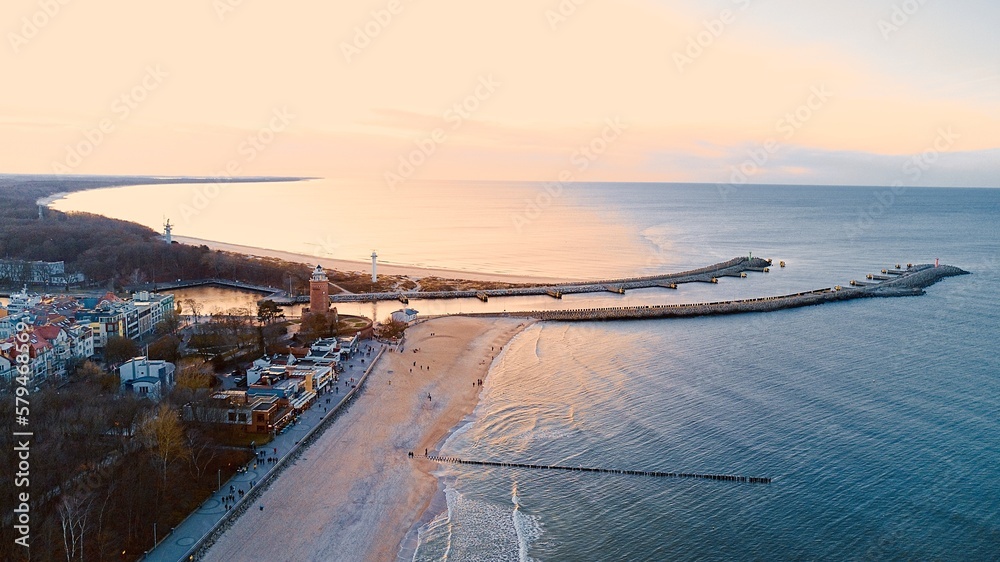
[2,0,998,186]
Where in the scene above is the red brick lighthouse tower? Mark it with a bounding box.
[308,264,329,315]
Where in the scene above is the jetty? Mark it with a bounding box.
[330,256,773,303]
[422,455,771,485]
[463,263,968,322]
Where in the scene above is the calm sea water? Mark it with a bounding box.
[55,182,1000,560]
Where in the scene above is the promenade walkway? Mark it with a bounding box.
[142,341,388,562]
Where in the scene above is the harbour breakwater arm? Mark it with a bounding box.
[329,256,773,303]
[464,264,968,322]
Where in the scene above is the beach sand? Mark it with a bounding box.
[173,235,570,285]
[202,316,532,562]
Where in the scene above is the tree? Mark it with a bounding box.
[147,335,182,364]
[260,322,288,354]
[377,318,407,340]
[185,428,217,479]
[300,311,336,343]
[183,298,203,323]
[256,300,283,325]
[58,493,94,562]
[74,360,119,393]
[104,335,140,366]
[154,310,181,337]
[139,404,188,486]
[171,358,214,404]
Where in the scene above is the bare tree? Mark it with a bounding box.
[183,298,203,323]
[185,429,217,479]
[58,493,93,562]
[139,405,189,486]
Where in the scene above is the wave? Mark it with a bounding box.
[411,485,541,562]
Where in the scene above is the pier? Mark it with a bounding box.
[328,256,773,303]
[462,264,968,322]
[422,455,771,484]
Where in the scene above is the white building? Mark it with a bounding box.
[0,310,29,340]
[132,291,176,338]
[120,357,175,400]
[391,308,419,324]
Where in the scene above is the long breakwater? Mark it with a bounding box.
[463,263,968,322]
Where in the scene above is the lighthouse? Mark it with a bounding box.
[163,218,173,244]
[371,251,378,283]
[308,264,330,314]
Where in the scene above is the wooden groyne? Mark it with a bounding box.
[463,264,968,322]
[422,455,771,484]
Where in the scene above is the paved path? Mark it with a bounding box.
[142,341,387,562]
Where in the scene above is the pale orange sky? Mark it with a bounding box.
[2,0,998,186]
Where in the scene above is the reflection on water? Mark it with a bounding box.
[50,180,654,280]
[171,286,266,315]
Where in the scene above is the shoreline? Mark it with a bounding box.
[201,316,533,562]
[397,322,533,561]
[172,235,572,285]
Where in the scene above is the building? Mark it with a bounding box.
[391,308,419,324]
[131,291,175,338]
[0,309,29,340]
[34,325,70,379]
[76,293,135,352]
[0,332,54,385]
[119,356,175,400]
[0,260,85,286]
[307,264,330,315]
[74,291,172,353]
[183,392,292,434]
[66,324,95,360]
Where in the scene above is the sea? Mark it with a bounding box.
[53,181,1000,560]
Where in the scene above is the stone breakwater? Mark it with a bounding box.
[330,256,773,302]
[464,264,968,322]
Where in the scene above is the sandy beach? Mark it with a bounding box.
[173,235,571,285]
[202,316,532,562]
